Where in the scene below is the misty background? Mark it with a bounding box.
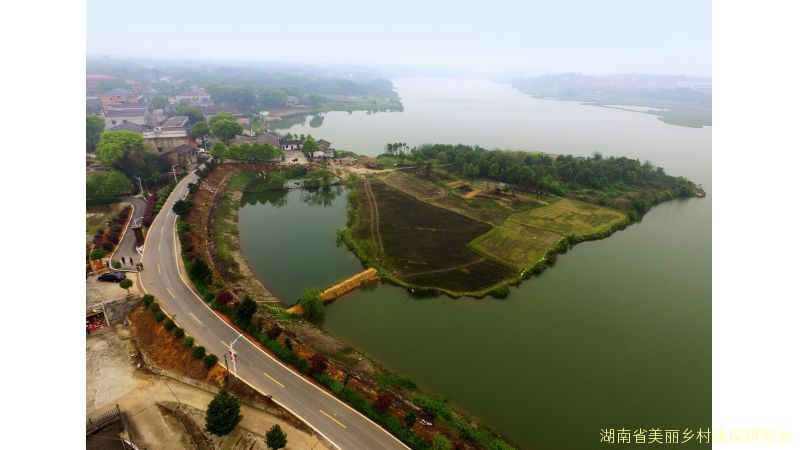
[87,0,711,78]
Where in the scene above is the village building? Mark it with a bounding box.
[103,108,147,129]
[280,138,304,151]
[109,122,151,133]
[142,116,189,154]
[286,96,301,107]
[99,88,143,110]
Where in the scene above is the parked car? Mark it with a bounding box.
[98,271,126,282]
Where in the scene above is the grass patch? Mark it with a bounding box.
[510,198,627,237]
[469,221,563,271]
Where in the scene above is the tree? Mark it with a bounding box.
[86,170,133,199]
[86,115,105,151]
[211,117,243,144]
[97,78,129,93]
[174,105,205,124]
[307,93,324,106]
[236,296,258,325]
[149,96,168,110]
[172,199,191,217]
[89,248,107,260]
[431,433,453,450]
[191,121,211,139]
[297,288,325,321]
[204,389,242,437]
[301,137,319,155]
[119,278,133,294]
[211,142,229,162]
[265,424,287,450]
[96,130,150,179]
[189,259,212,283]
[216,290,234,305]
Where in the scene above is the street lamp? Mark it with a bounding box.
[227,334,244,381]
[135,176,147,197]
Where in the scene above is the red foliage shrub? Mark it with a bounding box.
[216,290,234,305]
[309,353,328,374]
[374,392,393,413]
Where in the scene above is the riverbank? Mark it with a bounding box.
[184,163,517,450]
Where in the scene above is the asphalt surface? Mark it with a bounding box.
[109,195,146,271]
[138,171,408,450]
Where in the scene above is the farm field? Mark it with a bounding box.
[379,171,517,225]
[509,198,627,237]
[469,221,563,271]
[349,172,630,296]
[355,179,515,293]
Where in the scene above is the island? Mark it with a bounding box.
[338,144,704,298]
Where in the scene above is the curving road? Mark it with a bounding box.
[138,171,408,450]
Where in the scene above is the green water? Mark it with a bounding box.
[242,78,711,449]
[238,186,363,303]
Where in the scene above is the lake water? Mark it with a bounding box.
[244,77,711,449]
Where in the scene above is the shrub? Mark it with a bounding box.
[183,336,195,348]
[142,294,155,306]
[216,290,234,305]
[189,258,212,283]
[89,248,107,260]
[149,302,160,313]
[374,392,392,413]
[164,319,176,331]
[489,285,509,299]
[267,324,282,340]
[297,288,325,322]
[193,346,206,359]
[154,311,166,322]
[102,241,115,252]
[431,433,453,450]
[309,353,328,374]
[284,338,293,351]
[236,297,258,324]
[204,354,219,369]
[404,411,417,428]
[172,327,185,339]
[110,260,122,269]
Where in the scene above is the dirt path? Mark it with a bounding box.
[399,258,486,279]
[363,180,384,254]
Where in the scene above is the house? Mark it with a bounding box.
[162,143,196,165]
[236,133,281,146]
[316,139,334,158]
[109,122,151,133]
[100,88,143,110]
[104,108,147,129]
[312,151,326,159]
[280,138,304,151]
[286,96,301,107]
[236,118,254,136]
[198,105,230,121]
[160,116,189,129]
[143,128,189,154]
[86,74,116,94]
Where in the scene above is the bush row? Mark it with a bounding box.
[143,294,218,370]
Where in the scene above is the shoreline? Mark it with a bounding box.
[200,164,519,449]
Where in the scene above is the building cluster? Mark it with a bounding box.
[88,74,340,166]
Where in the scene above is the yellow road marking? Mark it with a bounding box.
[158,242,161,252]
[221,340,230,348]
[157,263,161,274]
[160,226,164,235]
[166,288,175,298]
[189,312,202,324]
[263,372,285,388]
[319,410,347,429]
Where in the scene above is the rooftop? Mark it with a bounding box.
[160,116,189,128]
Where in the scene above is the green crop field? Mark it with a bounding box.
[510,198,627,237]
[469,222,563,271]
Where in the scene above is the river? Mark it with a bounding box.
[242,77,711,449]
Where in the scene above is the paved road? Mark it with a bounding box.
[109,196,146,271]
[138,171,408,450]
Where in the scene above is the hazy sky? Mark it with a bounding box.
[87,0,710,77]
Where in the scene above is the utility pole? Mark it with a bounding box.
[135,176,146,197]
[228,333,243,381]
[171,165,179,183]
